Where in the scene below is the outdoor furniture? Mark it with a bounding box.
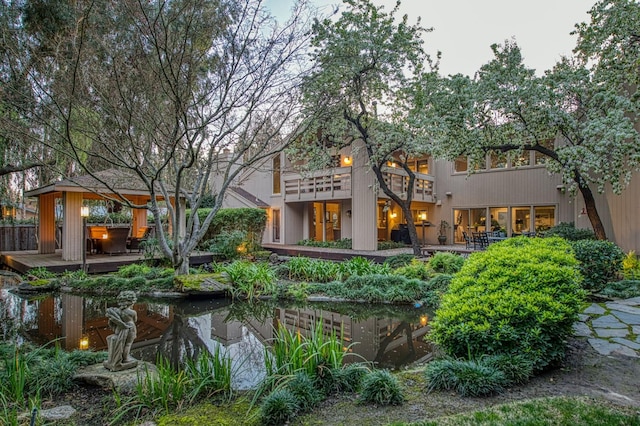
[88,226,109,253]
[127,226,153,253]
[101,227,130,255]
[462,231,473,249]
[472,231,489,250]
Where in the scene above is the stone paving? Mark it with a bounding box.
[574,296,640,358]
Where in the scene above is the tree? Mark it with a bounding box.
[427,5,640,240]
[296,0,436,255]
[3,0,315,274]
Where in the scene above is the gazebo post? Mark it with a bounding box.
[62,192,84,261]
[38,193,57,254]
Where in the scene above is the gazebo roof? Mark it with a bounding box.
[24,169,174,198]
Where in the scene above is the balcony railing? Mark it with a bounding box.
[283,166,435,203]
[284,167,352,201]
[381,166,435,202]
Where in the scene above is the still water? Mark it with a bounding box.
[0,282,434,389]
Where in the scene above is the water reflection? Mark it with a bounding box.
[0,289,434,389]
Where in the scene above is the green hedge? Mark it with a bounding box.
[429,237,584,371]
[189,208,267,247]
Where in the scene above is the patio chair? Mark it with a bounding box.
[472,231,489,250]
[101,227,130,255]
[462,231,473,249]
[127,226,153,253]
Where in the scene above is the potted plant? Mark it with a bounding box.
[438,220,450,245]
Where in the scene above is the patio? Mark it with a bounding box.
[0,249,214,275]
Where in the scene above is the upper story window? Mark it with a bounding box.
[272,154,281,194]
[534,139,555,165]
[489,151,507,169]
[454,155,468,173]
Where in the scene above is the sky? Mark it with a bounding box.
[265,0,598,76]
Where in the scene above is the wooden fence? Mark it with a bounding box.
[0,225,38,251]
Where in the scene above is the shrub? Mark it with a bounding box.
[601,279,640,299]
[428,252,465,274]
[208,230,247,261]
[116,263,152,278]
[384,253,415,269]
[377,241,407,250]
[27,267,56,279]
[194,208,266,249]
[260,389,299,425]
[429,237,584,372]
[285,373,322,412]
[392,259,432,281]
[571,239,624,293]
[622,251,640,280]
[544,222,595,241]
[359,370,404,405]
[333,363,369,393]
[324,274,428,303]
[422,274,453,308]
[424,359,506,397]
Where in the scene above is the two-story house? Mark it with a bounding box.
[215,140,640,253]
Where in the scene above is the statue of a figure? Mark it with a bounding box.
[103,291,138,372]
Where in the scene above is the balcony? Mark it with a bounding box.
[283,166,435,203]
[381,166,435,203]
[284,167,352,201]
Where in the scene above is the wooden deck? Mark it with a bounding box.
[0,249,213,274]
[263,243,473,263]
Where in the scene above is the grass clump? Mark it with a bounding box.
[216,261,276,300]
[424,359,507,397]
[259,388,299,425]
[359,369,404,405]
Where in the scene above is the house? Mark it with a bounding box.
[214,140,640,253]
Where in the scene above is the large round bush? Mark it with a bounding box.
[429,237,584,371]
[570,239,624,293]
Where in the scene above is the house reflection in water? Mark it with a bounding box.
[3,290,433,388]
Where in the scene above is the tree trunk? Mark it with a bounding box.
[575,176,607,240]
[175,255,190,275]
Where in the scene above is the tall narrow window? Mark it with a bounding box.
[272,209,281,242]
[272,155,281,194]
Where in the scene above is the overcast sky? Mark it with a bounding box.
[265,0,598,76]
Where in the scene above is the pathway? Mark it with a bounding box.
[575,296,640,358]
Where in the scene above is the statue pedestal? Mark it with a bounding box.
[74,362,157,394]
[103,359,138,372]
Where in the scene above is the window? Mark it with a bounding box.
[489,207,508,232]
[511,207,531,234]
[416,158,429,175]
[489,151,507,169]
[534,206,555,232]
[272,209,280,242]
[272,155,281,194]
[535,139,555,165]
[454,155,468,173]
[511,152,531,167]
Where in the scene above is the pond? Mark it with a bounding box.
[0,280,435,389]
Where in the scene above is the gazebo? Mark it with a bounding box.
[24,169,184,262]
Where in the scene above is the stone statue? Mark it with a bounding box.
[103,291,138,372]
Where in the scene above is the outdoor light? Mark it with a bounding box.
[343,156,352,166]
[389,212,397,219]
[80,206,89,218]
[420,315,428,327]
[79,336,89,350]
[419,212,427,221]
[579,207,587,217]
